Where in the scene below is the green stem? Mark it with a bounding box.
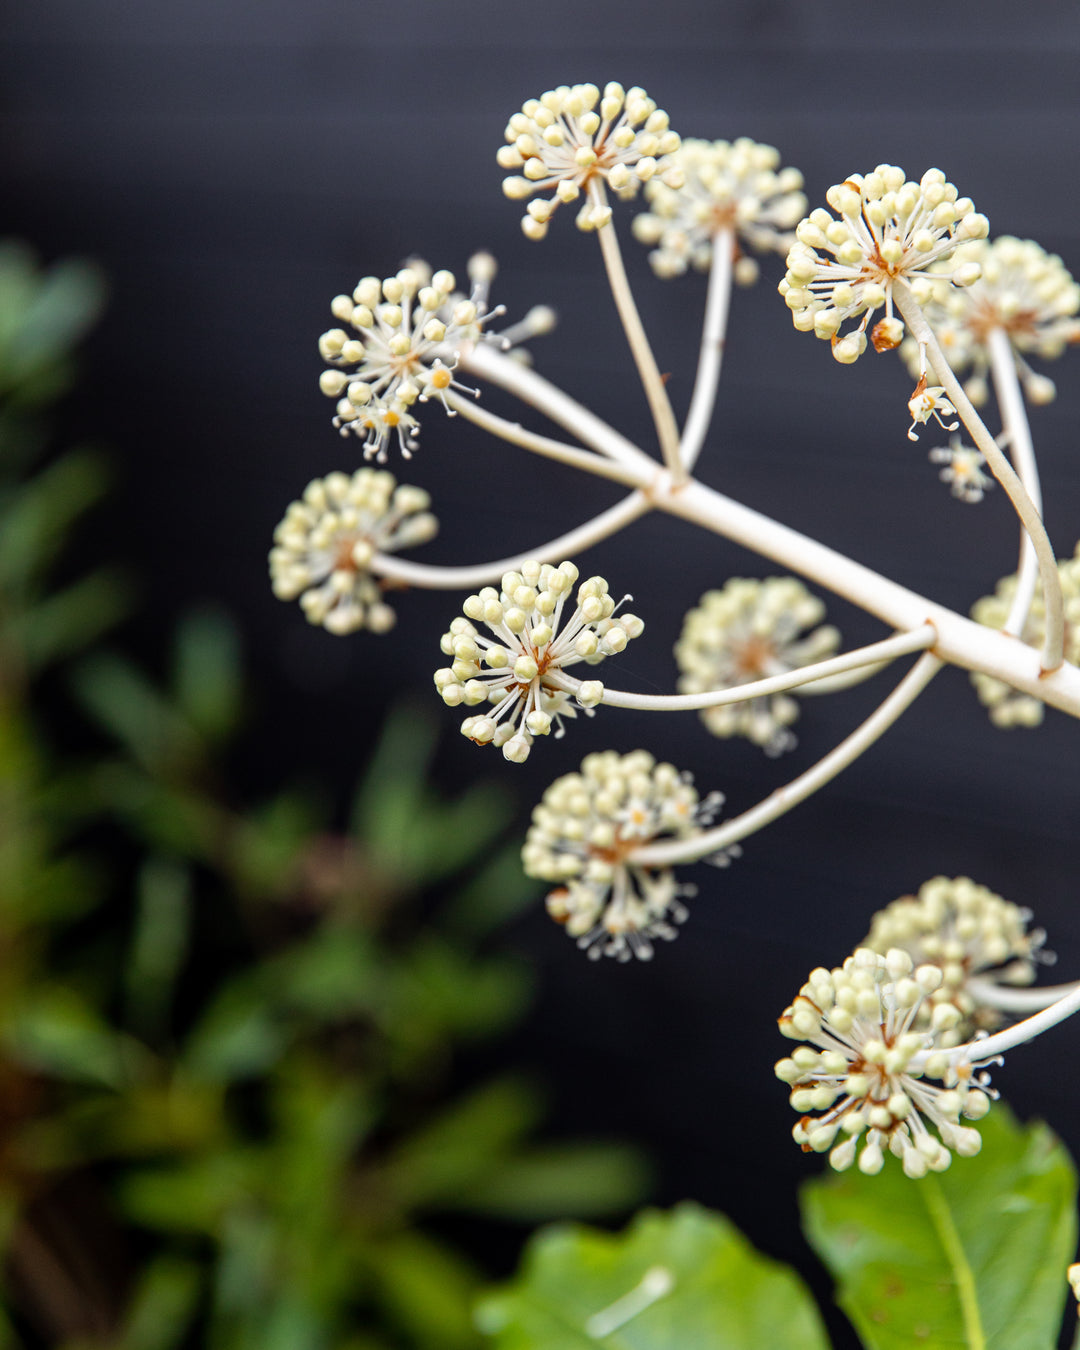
[921,1175,986,1350]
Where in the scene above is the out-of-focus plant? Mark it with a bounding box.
[0,244,646,1350]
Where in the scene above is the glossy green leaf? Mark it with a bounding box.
[476,1202,830,1350]
[801,1104,1077,1350]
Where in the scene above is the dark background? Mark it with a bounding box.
[3,0,1080,1335]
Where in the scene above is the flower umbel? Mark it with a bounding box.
[434,560,643,764]
[499,83,682,238]
[674,577,840,755]
[862,876,1048,1044]
[632,137,806,283]
[318,255,541,462]
[522,750,728,961]
[900,235,1080,405]
[269,469,437,634]
[779,166,988,364]
[928,434,992,502]
[970,541,1080,726]
[776,948,992,1177]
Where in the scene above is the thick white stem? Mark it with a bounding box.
[552,625,935,711]
[661,477,1080,718]
[680,227,734,471]
[894,280,1064,670]
[634,652,943,866]
[966,976,1080,1013]
[459,342,652,472]
[369,493,650,590]
[591,182,684,480]
[914,979,1080,1070]
[444,390,646,487]
[987,326,1041,637]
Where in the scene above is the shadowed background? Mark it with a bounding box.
[2,1,1080,1341]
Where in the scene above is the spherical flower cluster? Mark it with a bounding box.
[632,138,806,283]
[900,236,1080,405]
[269,469,437,635]
[928,433,992,502]
[318,255,534,462]
[862,876,1047,1045]
[776,948,992,1178]
[674,577,840,755]
[779,166,988,364]
[969,540,1080,726]
[498,83,682,238]
[522,750,727,961]
[434,561,643,764]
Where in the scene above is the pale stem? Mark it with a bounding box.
[459,341,652,472]
[987,325,1041,637]
[551,625,936,711]
[443,390,648,488]
[661,476,1080,718]
[634,652,943,866]
[795,660,893,696]
[590,180,684,479]
[369,493,650,591]
[914,978,1080,1070]
[965,976,1080,1013]
[680,225,734,471]
[893,279,1064,670]
[410,348,1080,713]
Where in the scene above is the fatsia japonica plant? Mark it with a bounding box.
[270,81,1080,1345]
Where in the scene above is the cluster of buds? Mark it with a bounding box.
[674,577,839,755]
[433,561,643,763]
[318,256,507,462]
[777,948,992,1177]
[970,540,1080,726]
[633,137,805,282]
[498,83,682,237]
[269,469,436,634]
[862,876,1047,1044]
[902,235,1080,406]
[779,166,988,364]
[523,750,727,961]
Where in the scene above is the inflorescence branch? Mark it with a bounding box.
[271,90,1080,1166]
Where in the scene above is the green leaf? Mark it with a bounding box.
[71,653,203,776]
[12,566,132,670]
[385,1077,542,1210]
[0,447,110,588]
[172,606,243,743]
[118,1255,203,1350]
[5,984,149,1088]
[368,1229,482,1349]
[125,856,192,1037]
[458,1142,649,1222]
[476,1202,830,1350]
[801,1103,1077,1350]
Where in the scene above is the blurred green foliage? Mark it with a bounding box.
[0,243,646,1349]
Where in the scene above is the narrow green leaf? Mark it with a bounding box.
[368,1229,482,1349]
[13,566,132,670]
[476,1202,830,1350]
[0,447,110,587]
[458,1142,648,1222]
[172,606,243,743]
[385,1077,542,1209]
[71,653,202,775]
[801,1103,1077,1350]
[119,1256,203,1350]
[125,856,192,1037]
